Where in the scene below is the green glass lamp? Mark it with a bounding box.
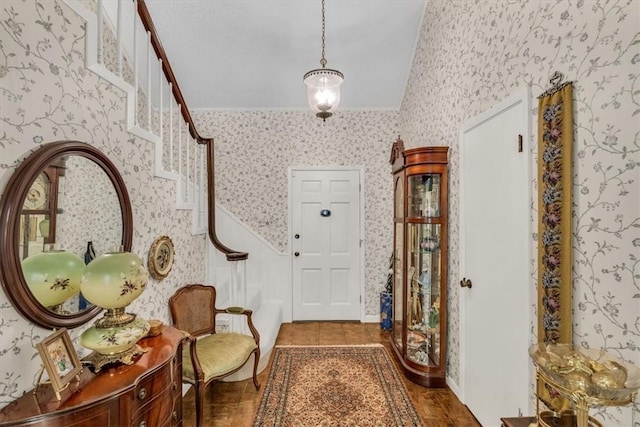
[21,245,84,311]
[80,248,150,371]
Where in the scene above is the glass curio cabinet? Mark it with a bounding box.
[389,138,448,387]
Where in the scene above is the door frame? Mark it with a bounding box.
[287,165,366,322]
[458,86,534,411]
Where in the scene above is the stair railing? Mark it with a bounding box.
[135,0,248,262]
[66,0,248,262]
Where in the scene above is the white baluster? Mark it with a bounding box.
[200,144,206,229]
[133,0,138,126]
[199,143,204,214]
[158,58,163,142]
[169,84,174,172]
[184,124,189,202]
[191,135,196,203]
[97,0,103,65]
[116,0,123,76]
[178,113,182,178]
[229,261,247,334]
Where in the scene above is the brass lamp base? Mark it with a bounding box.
[84,344,148,373]
[94,307,137,328]
[80,316,150,372]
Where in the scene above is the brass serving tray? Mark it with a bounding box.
[538,410,602,427]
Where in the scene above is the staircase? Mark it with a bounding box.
[62,0,283,378]
[207,205,286,379]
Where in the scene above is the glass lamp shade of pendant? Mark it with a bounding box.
[81,250,148,310]
[21,248,84,308]
[303,68,344,120]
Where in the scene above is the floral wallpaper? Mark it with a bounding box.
[0,0,398,407]
[56,155,123,256]
[1,0,638,425]
[193,110,399,316]
[0,0,206,406]
[399,0,639,425]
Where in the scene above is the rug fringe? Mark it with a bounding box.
[275,344,385,348]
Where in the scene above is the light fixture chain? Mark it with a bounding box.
[320,0,326,67]
[304,0,342,120]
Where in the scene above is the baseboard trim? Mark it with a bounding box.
[364,314,380,324]
[446,375,463,402]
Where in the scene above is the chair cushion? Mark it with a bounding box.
[182,333,257,383]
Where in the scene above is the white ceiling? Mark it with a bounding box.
[144,0,426,111]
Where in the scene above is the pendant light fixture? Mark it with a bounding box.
[303,0,344,121]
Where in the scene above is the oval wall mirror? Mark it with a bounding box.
[0,141,133,329]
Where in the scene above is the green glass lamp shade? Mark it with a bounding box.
[80,317,150,355]
[81,251,148,309]
[21,249,84,307]
[38,219,50,238]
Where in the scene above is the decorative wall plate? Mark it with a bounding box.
[148,235,174,280]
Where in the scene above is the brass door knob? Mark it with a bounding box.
[460,278,472,288]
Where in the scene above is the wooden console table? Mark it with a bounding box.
[0,325,185,427]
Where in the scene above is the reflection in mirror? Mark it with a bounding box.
[53,156,123,256]
[18,155,124,314]
[0,140,133,329]
[19,171,52,259]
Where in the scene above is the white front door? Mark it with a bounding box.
[460,88,531,425]
[291,168,362,321]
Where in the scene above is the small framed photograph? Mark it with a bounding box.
[36,328,82,399]
[148,235,175,280]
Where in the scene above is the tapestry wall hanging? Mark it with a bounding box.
[537,72,574,410]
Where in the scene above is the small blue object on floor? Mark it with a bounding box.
[380,292,392,330]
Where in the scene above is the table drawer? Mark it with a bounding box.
[133,361,173,410]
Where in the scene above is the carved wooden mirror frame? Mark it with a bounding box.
[0,141,133,329]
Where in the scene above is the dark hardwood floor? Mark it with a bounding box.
[181,322,482,426]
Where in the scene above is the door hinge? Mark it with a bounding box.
[518,134,523,153]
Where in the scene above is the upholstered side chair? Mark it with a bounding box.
[169,284,260,427]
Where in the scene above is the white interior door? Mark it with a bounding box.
[460,88,531,426]
[291,168,362,321]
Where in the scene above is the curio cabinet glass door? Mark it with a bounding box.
[390,139,448,387]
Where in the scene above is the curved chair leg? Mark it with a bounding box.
[252,349,261,390]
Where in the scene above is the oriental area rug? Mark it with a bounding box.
[253,345,423,426]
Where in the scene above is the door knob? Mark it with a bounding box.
[294,234,300,239]
[460,278,472,288]
[294,252,300,257]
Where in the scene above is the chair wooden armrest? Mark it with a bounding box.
[169,284,261,427]
[215,306,261,347]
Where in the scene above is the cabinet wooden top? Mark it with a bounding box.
[403,147,449,167]
[390,141,449,172]
[0,325,184,424]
